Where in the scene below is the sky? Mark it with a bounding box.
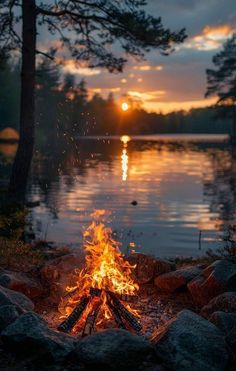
[38,0,236,113]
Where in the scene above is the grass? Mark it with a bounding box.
[0,239,45,272]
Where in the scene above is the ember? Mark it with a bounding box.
[58,220,141,335]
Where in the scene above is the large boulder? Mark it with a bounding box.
[0,285,34,311]
[225,327,236,353]
[209,311,236,334]
[188,260,236,307]
[151,309,228,371]
[1,312,75,362]
[128,254,173,284]
[0,270,44,299]
[40,253,84,303]
[75,328,154,371]
[201,292,236,318]
[154,265,202,293]
[0,305,23,332]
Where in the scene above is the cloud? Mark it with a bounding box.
[184,24,236,50]
[143,96,217,113]
[62,60,101,76]
[133,65,163,71]
[128,90,166,102]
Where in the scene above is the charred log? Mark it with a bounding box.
[58,296,89,333]
[107,297,127,329]
[108,291,142,332]
[82,299,101,337]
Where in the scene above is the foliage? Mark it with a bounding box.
[0,0,186,73]
[206,225,236,261]
[0,239,44,271]
[0,201,28,240]
[0,52,20,128]
[206,34,236,119]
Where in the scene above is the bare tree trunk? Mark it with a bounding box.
[8,0,36,202]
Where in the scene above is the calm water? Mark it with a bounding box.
[1,134,236,257]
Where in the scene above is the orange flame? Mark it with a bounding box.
[59,221,139,327]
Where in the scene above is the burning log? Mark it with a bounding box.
[89,288,138,303]
[108,291,142,333]
[90,287,102,297]
[58,221,141,335]
[82,299,101,337]
[107,297,127,329]
[57,296,89,333]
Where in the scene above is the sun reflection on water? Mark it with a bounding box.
[121,148,128,181]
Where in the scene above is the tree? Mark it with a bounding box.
[0,0,186,201]
[206,34,236,131]
[0,52,20,130]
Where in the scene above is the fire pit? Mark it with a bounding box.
[57,221,142,336]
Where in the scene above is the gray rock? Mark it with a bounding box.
[0,285,34,311]
[76,328,153,371]
[201,292,236,318]
[152,309,229,371]
[0,305,23,332]
[1,312,75,362]
[225,326,236,352]
[0,270,44,299]
[188,260,236,306]
[154,265,203,293]
[209,311,236,334]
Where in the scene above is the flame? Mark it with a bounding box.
[59,221,139,328]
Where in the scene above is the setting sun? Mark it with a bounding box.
[121,102,129,111]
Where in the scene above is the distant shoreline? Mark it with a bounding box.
[77,133,230,143]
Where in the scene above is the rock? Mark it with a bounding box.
[128,254,173,284]
[154,265,203,293]
[0,305,23,332]
[76,328,153,371]
[1,312,75,362]
[40,253,84,303]
[201,292,236,318]
[225,326,236,352]
[188,260,236,306]
[0,285,34,311]
[143,365,165,371]
[0,270,44,299]
[209,311,236,334]
[151,309,229,371]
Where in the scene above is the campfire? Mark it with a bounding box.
[57,221,141,336]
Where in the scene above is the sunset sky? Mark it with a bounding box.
[39,0,236,113]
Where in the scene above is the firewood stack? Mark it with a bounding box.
[58,287,142,336]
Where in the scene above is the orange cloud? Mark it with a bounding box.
[128,90,166,102]
[184,24,236,50]
[143,97,217,113]
[62,60,101,76]
[133,65,163,71]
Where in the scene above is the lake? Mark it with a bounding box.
[1,134,235,257]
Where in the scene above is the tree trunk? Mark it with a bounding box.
[8,0,36,202]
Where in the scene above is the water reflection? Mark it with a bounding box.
[121,149,128,181]
[1,136,236,257]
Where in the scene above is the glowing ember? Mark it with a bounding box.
[59,220,139,332]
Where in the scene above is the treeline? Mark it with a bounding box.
[0,55,233,143]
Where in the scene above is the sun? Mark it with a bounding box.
[121,102,129,111]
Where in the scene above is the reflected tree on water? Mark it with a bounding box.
[203,147,236,225]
